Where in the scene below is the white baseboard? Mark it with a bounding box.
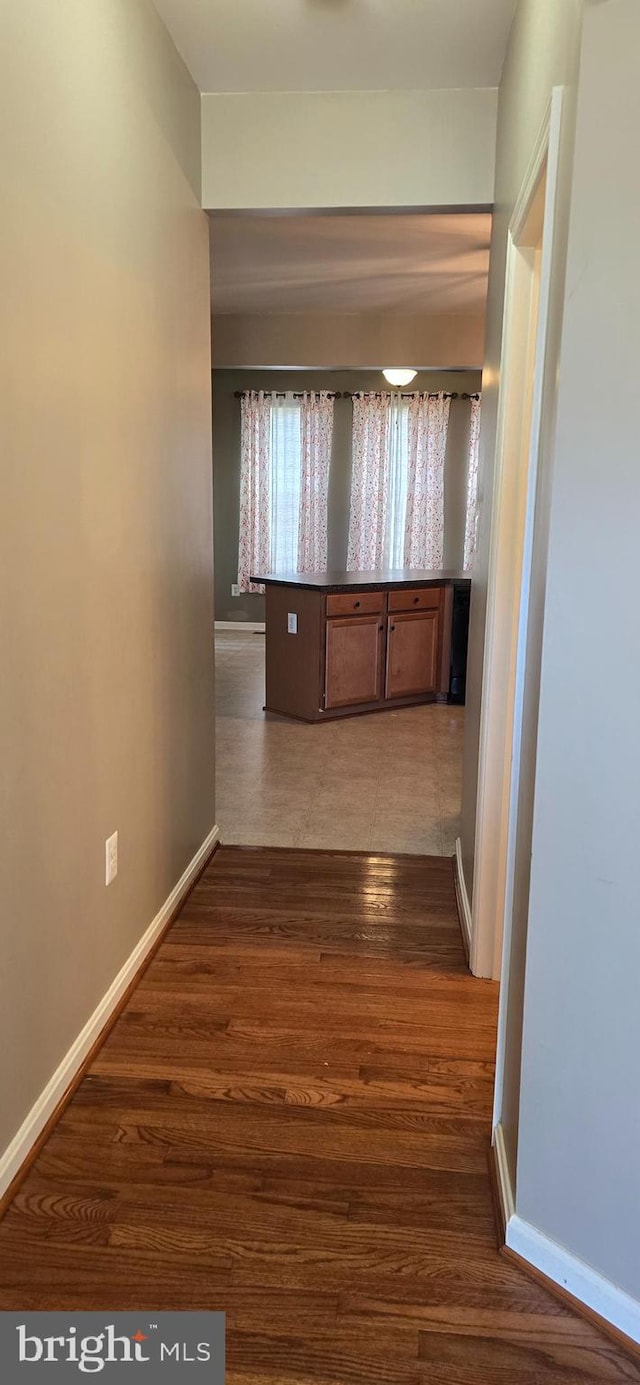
[0,823,220,1201]
[215,621,265,633]
[496,1117,640,1343]
[454,836,472,955]
[493,1121,515,1227]
[507,1213,640,1345]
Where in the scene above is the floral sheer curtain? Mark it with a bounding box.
[237,391,334,592]
[346,393,392,570]
[347,392,450,571]
[463,395,482,571]
[405,392,451,569]
[299,392,334,571]
[238,391,271,595]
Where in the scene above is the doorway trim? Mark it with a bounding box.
[470,90,565,984]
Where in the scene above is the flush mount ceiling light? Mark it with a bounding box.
[382,368,417,387]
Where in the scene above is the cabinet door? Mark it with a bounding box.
[385,610,439,699]
[325,615,384,709]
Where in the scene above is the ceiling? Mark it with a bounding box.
[210,212,492,317]
[153,0,517,94]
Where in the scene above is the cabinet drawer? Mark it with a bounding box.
[326,590,383,617]
[388,586,441,612]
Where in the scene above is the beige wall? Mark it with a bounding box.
[201,89,497,210]
[0,0,214,1161]
[515,0,640,1304]
[213,313,485,371]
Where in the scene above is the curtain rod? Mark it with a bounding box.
[340,390,480,401]
[234,390,339,399]
[234,390,480,401]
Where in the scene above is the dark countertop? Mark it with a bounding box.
[251,569,471,593]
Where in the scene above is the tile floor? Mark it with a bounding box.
[215,630,464,854]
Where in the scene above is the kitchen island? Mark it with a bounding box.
[251,570,471,722]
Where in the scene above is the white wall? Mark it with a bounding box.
[515,0,640,1304]
[201,89,497,210]
[0,0,214,1162]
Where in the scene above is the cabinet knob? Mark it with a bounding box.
[390,624,396,632]
[413,595,420,604]
[354,599,361,608]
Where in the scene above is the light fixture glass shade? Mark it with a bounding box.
[382,368,417,387]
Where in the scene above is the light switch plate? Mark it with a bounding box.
[287,612,298,634]
[105,830,118,886]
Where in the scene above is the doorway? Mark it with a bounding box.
[465,91,569,1217]
[209,211,489,855]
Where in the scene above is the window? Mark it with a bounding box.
[270,398,302,573]
[386,398,410,569]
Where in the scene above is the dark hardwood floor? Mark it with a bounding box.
[0,846,636,1382]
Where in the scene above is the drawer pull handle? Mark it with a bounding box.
[413,595,420,604]
[354,600,361,608]
[390,624,396,632]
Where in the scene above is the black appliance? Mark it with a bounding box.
[449,584,470,705]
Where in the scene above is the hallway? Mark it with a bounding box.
[0,845,632,1382]
[216,631,464,854]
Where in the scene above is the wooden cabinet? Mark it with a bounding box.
[261,576,464,722]
[325,614,384,709]
[385,610,439,700]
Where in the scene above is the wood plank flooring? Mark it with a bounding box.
[0,845,636,1383]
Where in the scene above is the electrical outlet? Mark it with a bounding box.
[105,830,118,886]
[287,612,298,634]
[231,583,240,597]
